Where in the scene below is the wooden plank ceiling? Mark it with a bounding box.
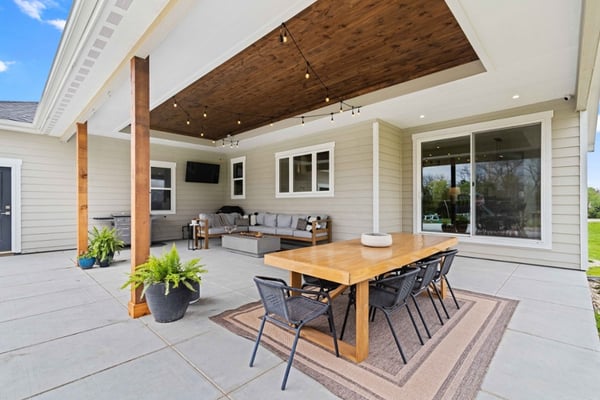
[149,0,478,142]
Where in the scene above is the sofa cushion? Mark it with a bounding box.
[290,214,304,229]
[249,225,277,235]
[275,227,294,236]
[235,216,249,226]
[199,213,217,227]
[256,212,266,225]
[208,227,227,235]
[264,213,277,227]
[277,214,292,228]
[219,213,238,226]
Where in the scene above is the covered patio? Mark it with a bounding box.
[1,242,598,399]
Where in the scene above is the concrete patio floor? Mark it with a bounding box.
[1,240,599,399]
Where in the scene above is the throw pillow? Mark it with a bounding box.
[296,218,308,230]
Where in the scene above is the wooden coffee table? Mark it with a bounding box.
[221,233,280,257]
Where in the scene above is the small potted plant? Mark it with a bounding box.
[121,244,207,323]
[77,250,96,269]
[89,226,125,267]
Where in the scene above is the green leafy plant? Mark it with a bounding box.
[121,244,206,297]
[89,226,124,263]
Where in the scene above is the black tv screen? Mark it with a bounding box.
[185,161,220,183]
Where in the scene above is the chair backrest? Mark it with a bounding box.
[437,249,458,276]
[254,276,291,322]
[413,256,442,292]
[391,268,420,305]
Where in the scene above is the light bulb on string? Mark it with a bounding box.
[339,101,343,113]
[301,116,305,126]
[203,106,207,118]
[186,118,190,125]
[305,62,310,79]
[173,98,177,108]
[330,112,334,123]
[351,106,355,117]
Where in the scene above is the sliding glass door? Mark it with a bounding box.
[418,120,544,243]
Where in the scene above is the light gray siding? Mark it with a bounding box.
[87,135,226,242]
[398,99,582,269]
[227,121,375,240]
[377,121,402,233]
[0,130,76,253]
[0,131,228,253]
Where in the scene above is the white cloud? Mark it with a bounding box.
[0,60,16,73]
[47,18,65,30]
[14,0,47,21]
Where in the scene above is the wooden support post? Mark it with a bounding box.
[128,56,151,319]
[76,122,88,262]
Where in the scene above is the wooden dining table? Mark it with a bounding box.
[263,232,458,363]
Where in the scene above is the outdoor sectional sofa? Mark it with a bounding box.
[196,211,331,249]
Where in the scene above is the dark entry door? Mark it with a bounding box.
[0,167,11,252]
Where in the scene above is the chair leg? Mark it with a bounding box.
[431,281,450,319]
[249,316,267,367]
[380,308,407,364]
[404,303,424,345]
[327,307,340,357]
[281,327,303,390]
[412,294,432,338]
[427,288,445,325]
[443,275,460,309]
[340,289,355,340]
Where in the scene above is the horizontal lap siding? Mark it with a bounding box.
[227,122,374,241]
[0,130,76,253]
[88,136,226,242]
[0,131,228,253]
[397,99,582,269]
[378,121,402,233]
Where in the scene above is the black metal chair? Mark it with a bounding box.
[399,257,445,339]
[430,249,460,317]
[249,276,339,390]
[302,274,340,300]
[339,268,422,363]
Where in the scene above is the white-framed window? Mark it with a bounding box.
[275,142,334,198]
[150,160,176,215]
[231,156,245,199]
[413,111,552,248]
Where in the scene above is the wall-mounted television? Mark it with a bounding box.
[185,161,220,183]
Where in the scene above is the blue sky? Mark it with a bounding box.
[0,0,71,102]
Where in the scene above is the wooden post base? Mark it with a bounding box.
[128,301,150,318]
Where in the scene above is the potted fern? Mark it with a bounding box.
[89,226,124,267]
[121,244,207,323]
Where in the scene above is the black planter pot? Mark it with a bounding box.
[189,281,201,304]
[98,258,110,267]
[144,282,192,323]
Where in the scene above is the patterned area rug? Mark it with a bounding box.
[210,289,517,400]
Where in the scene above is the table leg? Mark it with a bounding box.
[290,271,302,291]
[354,280,369,362]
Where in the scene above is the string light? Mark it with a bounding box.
[169,22,365,138]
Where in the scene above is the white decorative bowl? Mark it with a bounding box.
[360,232,392,247]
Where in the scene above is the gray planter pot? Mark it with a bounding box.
[144,282,192,323]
